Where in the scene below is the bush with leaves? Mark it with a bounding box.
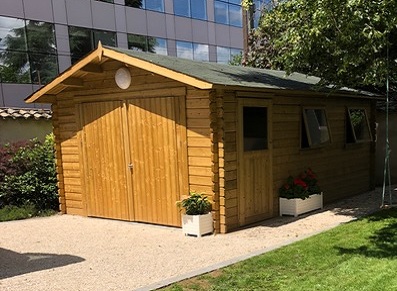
[0,134,58,211]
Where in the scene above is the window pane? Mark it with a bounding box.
[193,43,209,61]
[191,0,207,20]
[216,46,230,63]
[93,30,116,47]
[214,1,228,24]
[243,107,268,151]
[125,0,143,8]
[176,41,193,59]
[69,26,92,63]
[303,109,330,147]
[145,0,164,12]
[128,34,148,51]
[29,53,58,84]
[153,38,167,55]
[229,4,242,27]
[0,50,30,83]
[228,0,241,4]
[26,21,56,54]
[0,16,26,52]
[174,0,190,17]
[348,109,371,142]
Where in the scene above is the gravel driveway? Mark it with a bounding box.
[0,187,386,291]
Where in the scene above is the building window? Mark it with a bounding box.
[193,43,209,61]
[125,0,143,8]
[214,0,242,27]
[243,106,268,151]
[128,34,167,55]
[125,0,164,12]
[0,16,58,84]
[95,0,113,3]
[69,26,116,64]
[216,46,242,64]
[176,41,193,60]
[346,108,371,143]
[176,41,208,61]
[145,0,164,12]
[173,0,207,20]
[302,108,331,148]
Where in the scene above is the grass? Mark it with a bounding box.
[0,204,57,222]
[162,208,397,291]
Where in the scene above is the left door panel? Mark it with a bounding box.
[81,101,132,221]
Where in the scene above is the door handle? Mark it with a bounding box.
[128,163,133,170]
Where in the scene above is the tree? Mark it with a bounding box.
[243,0,397,90]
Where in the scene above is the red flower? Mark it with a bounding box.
[293,178,307,188]
[284,184,290,190]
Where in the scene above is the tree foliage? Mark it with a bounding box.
[244,0,397,89]
[0,135,58,211]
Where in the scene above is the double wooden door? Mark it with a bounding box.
[81,97,186,226]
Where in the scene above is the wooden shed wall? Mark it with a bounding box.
[272,95,375,207]
[216,91,375,232]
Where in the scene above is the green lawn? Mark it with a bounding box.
[162,208,397,291]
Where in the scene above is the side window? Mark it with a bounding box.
[346,108,371,143]
[301,108,330,148]
[243,106,268,151]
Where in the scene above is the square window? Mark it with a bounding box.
[214,1,228,24]
[216,46,230,64]
[191,0,207,20]
[176,41,193,59]
[302,108,331,148]
[128,34,148,51]
[145,0,164,12]
[229,4,242,27]
[174,0,190,17]
[243,106,268,151]
[26,21,56,54]
[193,43,209,61]
[346,108,371,143]
[153,38,167,55]
[125,0,143,8]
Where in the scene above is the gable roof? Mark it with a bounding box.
[25,44,377,104]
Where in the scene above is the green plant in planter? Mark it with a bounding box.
[177,192,212,215]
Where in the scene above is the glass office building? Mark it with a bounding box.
[0,0,251,108]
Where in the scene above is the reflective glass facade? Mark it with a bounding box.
[0,0,245,108]
[214,0,243,27]
[0,16,58,84]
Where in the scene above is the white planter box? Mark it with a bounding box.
[279,193,323,217]
[182,213,213,237]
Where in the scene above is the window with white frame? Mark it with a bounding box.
[301,108,331,148]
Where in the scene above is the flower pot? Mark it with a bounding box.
[279,193,323,217]
[182,212,213,237]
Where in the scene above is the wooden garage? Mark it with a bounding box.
[25,44,378,233]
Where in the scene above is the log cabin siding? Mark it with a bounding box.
[53,95,84,215]
[272,95,374,209]
[219,90,239,232]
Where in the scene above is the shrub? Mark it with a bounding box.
[0,134,58,211]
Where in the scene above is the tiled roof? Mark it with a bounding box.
[0,107,52,120]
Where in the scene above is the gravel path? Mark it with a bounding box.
[0,187,389,291]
